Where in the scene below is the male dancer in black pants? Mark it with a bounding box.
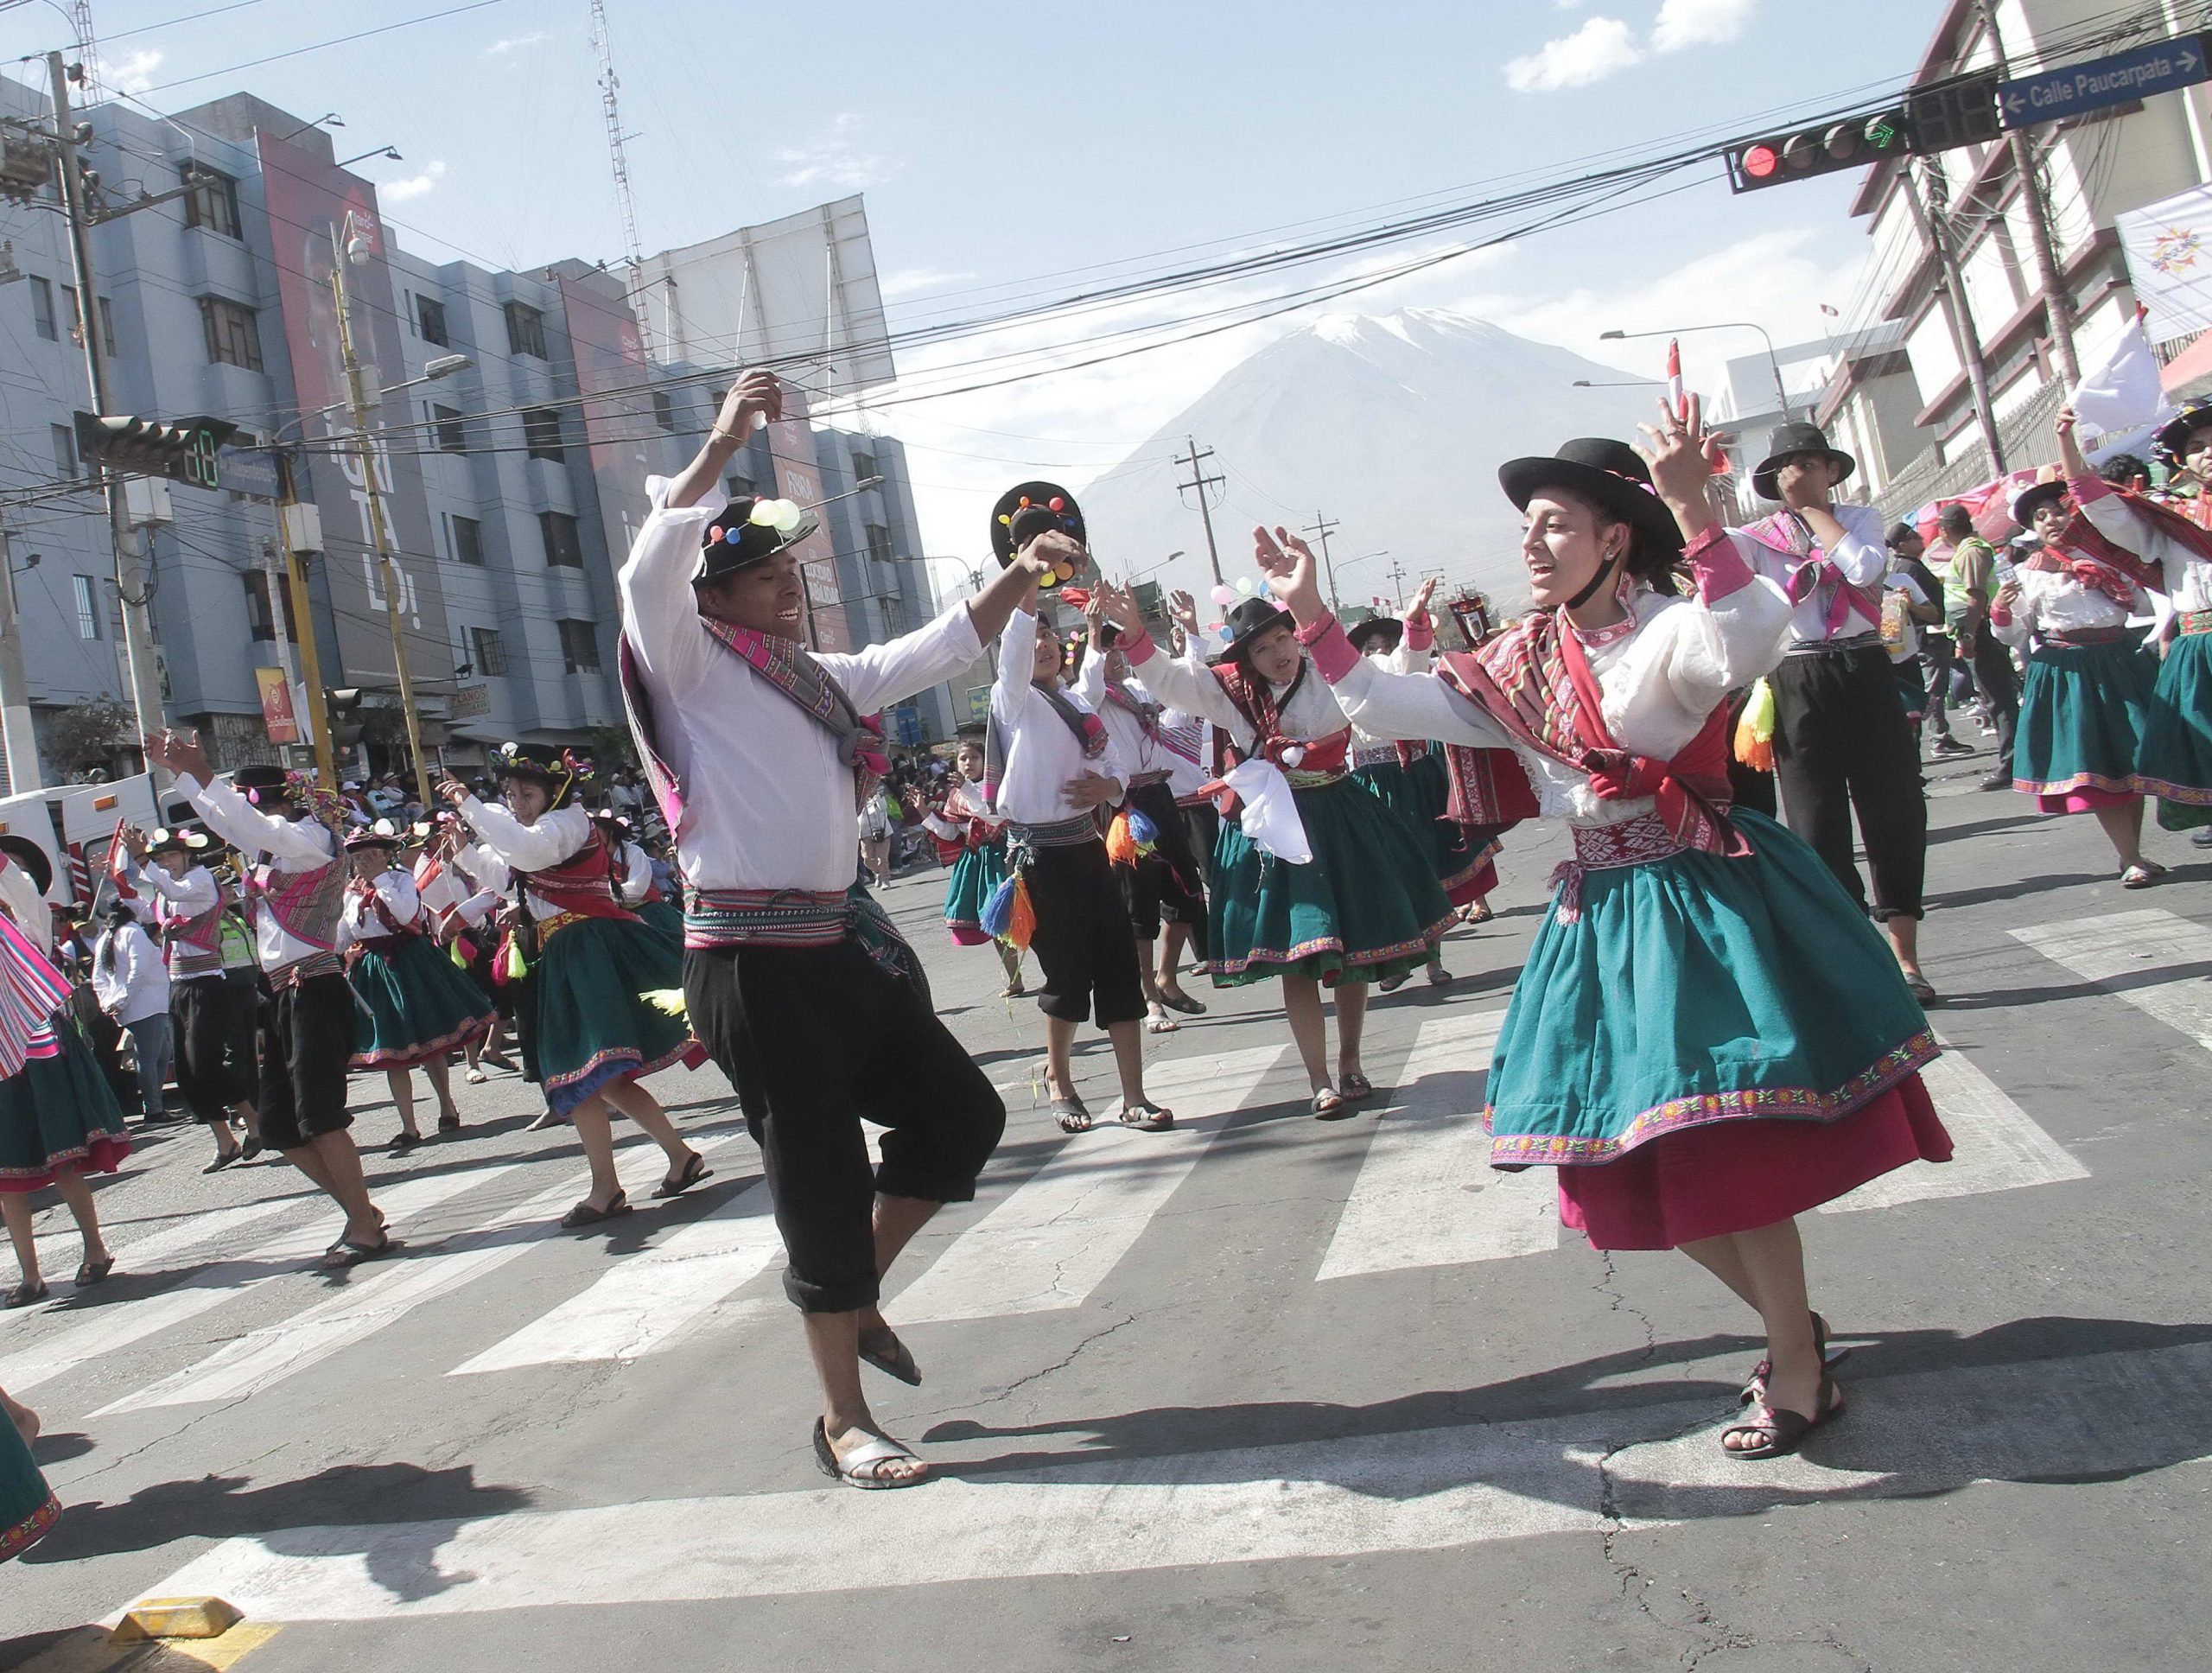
[620,370,1050,1489]
[1735,423,1936,1004]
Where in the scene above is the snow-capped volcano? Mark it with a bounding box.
[1075,309,1666,615]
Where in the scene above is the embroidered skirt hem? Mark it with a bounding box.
[2139,629,2212,830]
[0,1016,130,1191]
[346,936,497,1069]
[942,837,1009,946]
[2009,635,2158,803]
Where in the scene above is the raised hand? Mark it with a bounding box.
[713,370,784,443]
[1093,578,1145,634]
[2056,404,2089,479]
[119,824,149,860]
[1167,588,1199,636]
[1633,394,1719,540]
[434,777,472,808]
[1016,528,1082,578]
[1253,525,1325,625]
[144,728,212,784]
[1408,575,1438,620]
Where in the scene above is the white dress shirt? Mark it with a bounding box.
[990,608,1129,825]
[1734,502,1891,647]
[1071,655,1174,781]
[0,860,50,953]
[130,862,223,976]
[442,841,511,927]
[620,476,985,894]
[2073,485,2212,615]
[1322,577,1792,827]
[338,870,424,950]
[1989,563,2139,650]
[92,920,169,1026]
[175,773,341,974]
[615,840,654,906]
[454,799,590,922]
[1131,638,1359,754]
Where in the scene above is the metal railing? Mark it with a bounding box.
[1874,377,2070,517]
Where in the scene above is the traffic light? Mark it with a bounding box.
[73,413,241,489]
[1726,111,1911,193]
[1906,71,2004,155]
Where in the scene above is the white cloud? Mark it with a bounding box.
[1651,0,1758,53]
[1503,16,1642,92]
[379,160,448,202]
[100,49,163,95]
[485,33,545,55]
[880,267,977,300]
[772,113,899,192]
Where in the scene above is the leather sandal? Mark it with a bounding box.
[3,1280,49,1309]
[652,1152,714,1199]
[1053,1096,1092,1134]
[858,1325,923,1387]
[1338,1072,1376,1102]
[1311,1088,1351,1121]
[1156,989,1206,1015]
[1117,1102,1174,1132]
[812,1415,931,1490]
[559,1191,632,1230]
[1721,1374,1845,1460]
[73,1253,115,1288]
[1740,1312,1845,1406]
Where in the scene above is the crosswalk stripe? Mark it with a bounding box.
[448,1174,779,1375]
[1819,1034,2087,1213]
[1316,1010,1560,1279]
[887,1046,1286,1326]
[113,1335,2212,1617]
[88,1136,743,1415]
[0,1165,495,1399]
[2009,908,2212,1054]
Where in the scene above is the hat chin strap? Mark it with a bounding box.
[1564,544,1624,611]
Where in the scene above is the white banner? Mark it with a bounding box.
[2118,183,2212,341]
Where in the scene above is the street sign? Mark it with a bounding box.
[1999,35,2210,130]
[216,444,284,501]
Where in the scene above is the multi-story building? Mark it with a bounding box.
[0,86,938,790]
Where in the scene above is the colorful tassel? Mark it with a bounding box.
[1006,872,1037,950]
[1733,677,1777,773]
[979,875,1018,940]
[1126,808,1159,853]
[641,989,690,1018]
[499,937,529,984]
[1104,810,1139,866]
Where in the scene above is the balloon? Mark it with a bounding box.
[770,501,804,533]
[1054,561,1076,581]
[1048,497,1065,512]
[1236,576,1255,595]
[747,501,779,527]
[1210,584,1236,607]
[1217,626,1235,643]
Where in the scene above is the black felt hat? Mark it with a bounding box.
[343,819,404,852]
[0,834,53,898]
[2010,476,2072,529]
[989,481,1086,589]
[695,496,821,585]
[146,826,214,859]
[1751,422,1855,503]
[232,763,291,802]
[2153,397,2212,466]
[1345,615,1403,654]
[1211,595,1296,665]
[1497,437,1685,556]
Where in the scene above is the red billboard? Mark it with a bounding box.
[764,384,852,653]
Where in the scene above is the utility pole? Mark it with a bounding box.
[1302,512,1342,613]
[1385,555,1410,611]
[1173,436,1226,586]
[48,51,167,757]
[276,497,337,788]
[1974,0,2079,387]
[328,216,435,810]
[1904,160,2007,477]
[0,521,41,791]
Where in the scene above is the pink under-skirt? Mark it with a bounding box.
[2037,785,2140,815]
[1555,1073,1951,1250]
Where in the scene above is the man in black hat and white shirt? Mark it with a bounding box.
[1735,423,1936,1004]
[619,370,1057,1489]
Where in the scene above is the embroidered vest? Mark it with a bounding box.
[514,828,637,923]
[156,872,225,980]
[247,848,347,980]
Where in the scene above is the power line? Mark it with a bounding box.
[125,0,516,95]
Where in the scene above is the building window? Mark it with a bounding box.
[433,404,467,453]
[540,510,583,568]
[29,276,55,341]
[73,574,100,640]
[50,423,77,481]
[652,389,676,432]
[243,572,278,641]
[853,450,876,484]
[468,625,508,677]
[448,512,485,565]
[199,296,264,371]
[504,301,546,359]
[416,294,448,347]
[522,408,563,461]
[864,522,893,564]
[557,617,601,672]
[181,162,242,239]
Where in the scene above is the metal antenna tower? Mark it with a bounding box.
[72,2,102,100]
[588,0,650,354]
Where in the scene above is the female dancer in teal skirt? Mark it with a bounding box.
[441,747,710,1228]
[922,739,1026,996]
[1096,583,1455,1119]
[2,1384,57,1561]
[1254,404,1950,1460]
[340,823,496,1145]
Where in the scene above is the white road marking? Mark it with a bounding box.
[887,1046,1286,1325]
[89,1137,741,1415]
[0,1165,496,1399]
[1821,1034,2086,1212]
[448,1174,779,1374]
[1317,1010,1561,1278]
[2010,908,2212,1053]
[115,1336,2212,1618]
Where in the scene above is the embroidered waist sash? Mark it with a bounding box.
[1008,813,1100,851]
[2043,625,2134,647]
[2181,609,2212,636]
[159,903,225,979]
[684,884,929,1001]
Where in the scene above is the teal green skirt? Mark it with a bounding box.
[533,914,698,1116]
[943,837,1009,946]
[637,898,685,942]
[1487,811,1936,1167]
[347,935,496,1069]
[0,1016,130,1192]
[1210,775,1454,988]
[2012,635,2158,801]
[2139,628,2212,830]
[1354,747,1484,897]
[1,1408,57,1562]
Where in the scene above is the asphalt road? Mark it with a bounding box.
[3,743,2209,1673]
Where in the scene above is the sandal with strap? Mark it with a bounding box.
[73,1253,115,1288]
[812,1416,931,1490]
[560,1191,632,1231]
[3,1280,49,1309]
[1740,1312,1846,1406]
[1145,1009,1180,1034]
[321,1233,399,1271]
[1312,1088,1351,1121]
[652,1151,714,1199]
[1427,964,1455,988]
[1377,970,1411,996]
[1156,989,1207,1015]
[1721,1373,1846,1460]
[1117,1102,1174,1132]
[1338,1072,1376,1102]
[2121,862,2166,889]
[1053,1097,1092,1134]
[858,1324,923,1386]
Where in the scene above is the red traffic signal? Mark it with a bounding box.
[1725,111,1911,194]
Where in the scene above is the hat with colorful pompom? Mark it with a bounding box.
[989,480,1087,590]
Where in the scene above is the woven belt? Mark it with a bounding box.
[684,887,855,951]
[1350,745,1398,770]
[1127,769,1172,789]
[1548,812,1701,922]
[1784,631,1885,658]
[1285,767,1350,789]
[2045,626,2132,646]
[2180,609,2212,637]
[533,911,592,948]
[1008,813,1100,849]
[269,951,343,990]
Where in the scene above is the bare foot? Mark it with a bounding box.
[3,1389,41,1445]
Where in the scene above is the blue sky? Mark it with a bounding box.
[2,0,1955,551]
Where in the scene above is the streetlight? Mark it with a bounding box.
[1126,550,1185,582]
[1599,324,1792,421]
[336,146,403,169]
[271,112,344,143]
[1572,378,1663,389]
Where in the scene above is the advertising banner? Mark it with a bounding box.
[557,271,654,579]
[2118,181,2212,342]
[763,383,854,652]
[255,131,454,689]
[254,666,300,742]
